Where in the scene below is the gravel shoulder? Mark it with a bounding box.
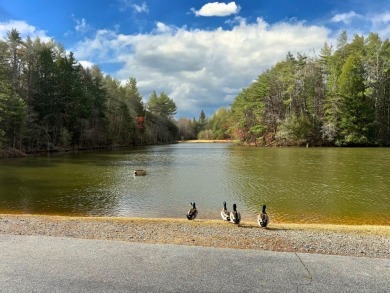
[1,214,389,259]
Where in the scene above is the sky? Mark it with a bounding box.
[1,1,390,119]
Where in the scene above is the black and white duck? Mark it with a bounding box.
[230,203,241,224]
[257,205,269,228]
[221,201,230,221]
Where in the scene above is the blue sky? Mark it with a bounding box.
[1,1,390,118]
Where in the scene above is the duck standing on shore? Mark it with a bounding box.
[230,204,241,224]
[186,202,198,220]
[221,201,230,221]
[257,205,269,227]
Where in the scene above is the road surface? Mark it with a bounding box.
[1,235,389,292]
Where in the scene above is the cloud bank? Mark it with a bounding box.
[71,18,331,117]
[2,6,390,118]
[0,20,50,41]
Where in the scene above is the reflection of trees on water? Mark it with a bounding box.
[1,147,389,225]
[226,148,390,225]
[0,153,123,216]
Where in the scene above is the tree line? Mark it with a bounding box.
[2,29,389,153]
[0,29,178,153]
[202,31,390,146]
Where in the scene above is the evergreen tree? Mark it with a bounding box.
[338,54,374,145]
[147,91,177,119]
[208,108,230,139]
[6,29,23,94]
[197,110,207,133]
[125,77,144,117]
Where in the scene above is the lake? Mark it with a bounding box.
[0,143,389,225]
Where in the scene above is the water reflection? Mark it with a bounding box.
[226,147,390,224]
[0,145,389,225]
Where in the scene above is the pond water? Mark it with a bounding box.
[0,143,389,225]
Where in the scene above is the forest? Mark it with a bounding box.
[0,29,178,155]
[1,29,390,156]
[201,31,390,147]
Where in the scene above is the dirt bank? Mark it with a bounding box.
[0,149,27,158]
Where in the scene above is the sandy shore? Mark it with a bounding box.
[178,139,232,143]
[1,214,389,259]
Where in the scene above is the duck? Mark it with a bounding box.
[134,169,146,176]
[220,201,230,221]
[186,202,198,220]
[230,203,241,224]
[257,205,269,228]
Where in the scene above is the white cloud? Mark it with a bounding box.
[71,18,331,117]
[225,16,246,26]
[118,0,148,14]
[64,15,92,37]
[331,11,360,24]
[370,12,390,39]
[155,22,172,34]
[192,2,241,17]
[372,12,390,24]
[0,20,50,41]
[73,17,91,34]
[78,60,95,69]
[133,2,149,14]
[329,10,390,40]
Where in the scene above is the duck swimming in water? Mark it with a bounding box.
[230,203,241,224]
[186,202,198,220]
[221,201,230,221]
[133,169,146,176]
[257,205,269,228]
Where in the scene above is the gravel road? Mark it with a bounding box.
[1,214,389,259]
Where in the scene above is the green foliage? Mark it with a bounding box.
[230,79,266,144]
[3,28,390,150]
[0,29,180,151]
[125,77,144,117]
[147,91,177,119]
[220,31,390,146]
[336,54,374,145]
[0,39,26,147]
[197,110,207,133]
[207,107,231,139]
[275,114,312,145]
[146,91,178,144]
[198,129,213,140]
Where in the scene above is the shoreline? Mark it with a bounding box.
[0,140,229,158]
[1,213,390,233]
[1,214,389,259]
[1,213,389,233]
[178,139,232,143]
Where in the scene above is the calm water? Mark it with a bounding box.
[0,143,389,225]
